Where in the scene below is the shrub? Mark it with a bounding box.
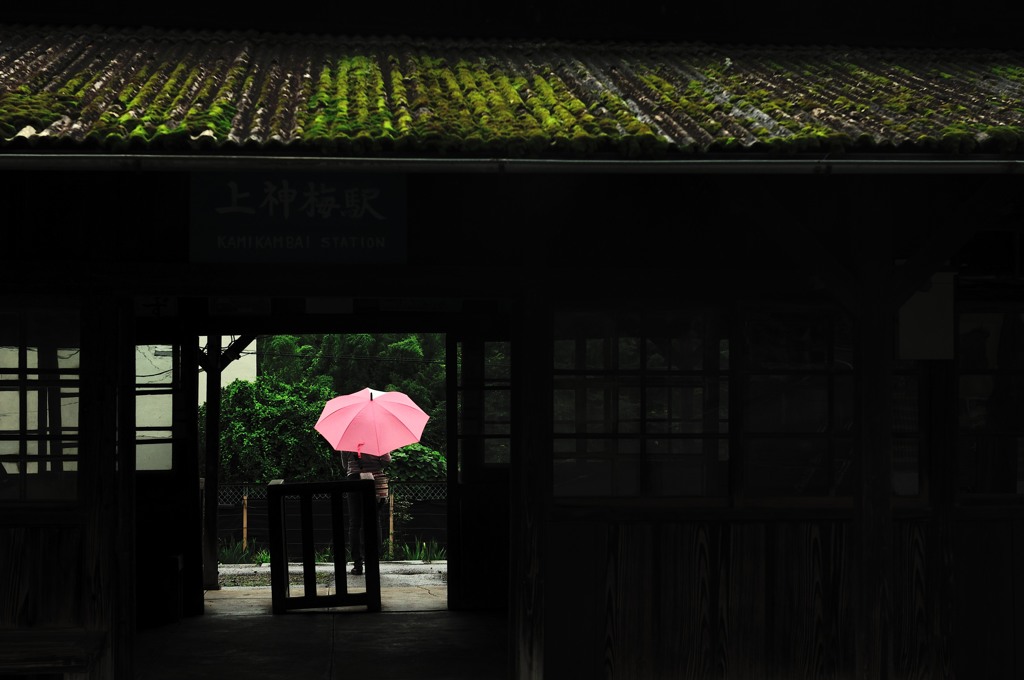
[388,443,446,482]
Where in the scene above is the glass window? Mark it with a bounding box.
[645,379,705,434]
[736,307,864,499]
[0,301,81,502]
[742,311,828,370]
[552,309,727,498]
[743,375,829,433]
[957,308,1024,496]
[552,437,641,496]
[481,341,511,466]
[136,344,176,471]
[456,339,512,469]
[552,305,916,502]
[891,372,922,497]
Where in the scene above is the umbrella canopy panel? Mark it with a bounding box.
[314,387,430,456]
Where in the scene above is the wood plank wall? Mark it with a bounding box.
[545,518,966,679]
[0,524,83,627]
[950,517,1023,678]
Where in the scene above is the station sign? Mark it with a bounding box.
[189,172,407,263]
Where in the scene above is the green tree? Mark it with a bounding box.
[387,443,447,482]
[204,333,449,484]
[290,332,447,453]
[201,373,340,484]
[258,334,316,384]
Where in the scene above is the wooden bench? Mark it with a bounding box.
[0,628,106,679]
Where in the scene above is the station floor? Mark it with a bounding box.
[134,562,510,680]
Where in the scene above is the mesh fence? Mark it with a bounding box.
[218,481,446,504]
[215,481,448,556]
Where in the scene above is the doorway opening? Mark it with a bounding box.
[133,325,512,627]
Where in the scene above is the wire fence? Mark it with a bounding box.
[215,482,447,559]
[217,481,446,504]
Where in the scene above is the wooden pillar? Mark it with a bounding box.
[444,333,462,609]
[114,297,136,678]
[179,339,205,615]
[81,295,135,679]
[512,291,546,680]
[202,335,221,590]
[855,228,894,679]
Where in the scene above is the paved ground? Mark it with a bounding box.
[212,560,449,612]
[135,559,510,679]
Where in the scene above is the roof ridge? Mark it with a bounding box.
[5,22,1024,56]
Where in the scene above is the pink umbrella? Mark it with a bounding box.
[314,387,430,456]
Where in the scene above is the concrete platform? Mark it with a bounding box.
[134,561,510,679]
[215,559,450,612]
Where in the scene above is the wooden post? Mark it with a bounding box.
[388,492,394,559]
[242,492,248,551]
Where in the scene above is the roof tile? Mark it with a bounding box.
[3,24,1024,159]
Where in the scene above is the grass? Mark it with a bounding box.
[253,547,271,564]
[217,538,256,564]
[395,538,447,562]
[217,538,446,565]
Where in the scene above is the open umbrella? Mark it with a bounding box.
[314,387,430,456]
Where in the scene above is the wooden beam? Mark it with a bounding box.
[196,349,210,374]
[219,334,256,371]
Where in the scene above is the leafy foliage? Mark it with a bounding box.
[206,333,448,484]
[387,443,446,482]
[259,334,316,384]
[205,373,341,484]
[259,332,447,452]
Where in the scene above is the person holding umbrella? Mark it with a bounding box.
[314,387,430,577]
[341,448,390,575]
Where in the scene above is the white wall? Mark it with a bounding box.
[198,335,258,405]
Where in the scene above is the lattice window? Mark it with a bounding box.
[0,300,81,501]
[957,306,1024,496]
[551,308,728,498]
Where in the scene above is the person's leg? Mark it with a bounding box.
[374,500,385,558]
[346,473,364,574]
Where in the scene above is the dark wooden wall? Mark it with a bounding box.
[542,517,986,679]
[0,524,84,627]
[951,516,1024,677]
[3,167,1024,679]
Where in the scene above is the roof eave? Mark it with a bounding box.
[2,153,1024,174]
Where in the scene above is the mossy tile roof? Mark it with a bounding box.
[4,23,1024,160]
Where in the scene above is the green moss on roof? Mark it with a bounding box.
[4,27,1024,158]
[0,91,78,137]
